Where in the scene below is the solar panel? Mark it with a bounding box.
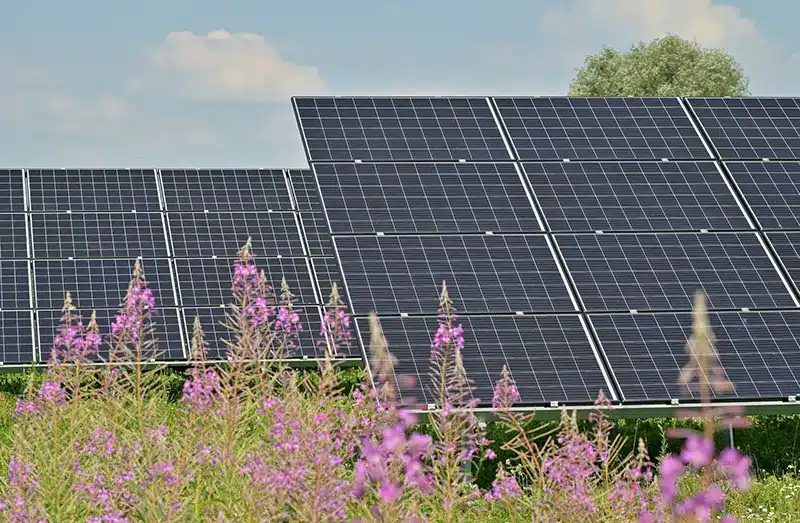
[0,311,35,364]
[30,213,168,259]
[590,311,800,402]
[359,314,613,406]
[28,169,161,212]
[765,231,800,290]
[523,161,750,232]
[726,161,800,230]
[36,308,185,362]
[310,257,348,307]
[174,257,317,307]
[159,168,293,212]
[314,162,542,234]
[0,169,25,212]
[287,169,322,211]
[182,306,328,360]
[493,97,710,161]
[0,214,29,259]
[298,213,333,257]
[293,97,511,162]
[0,261,31,309]
[687,98,800,160]
[167,212,305,258]
[333,234,575,315]
[33,259,176,310]
[556,232,796,312]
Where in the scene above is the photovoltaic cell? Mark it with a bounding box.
[523,161,750,232]
[167,212,305,258]
[31,213,168,259]
[494,97,710,161]
[687,98,800,160]
[182,306,330,360]
[334,234,575,315]
[311,257,348,307]
[726,162,800,230]
[0,169,25,212]
[0,214,30,259]
[36,308,185,362]
[287,169,322,211]
[0,261,31,309]
[159,169,293,212]
[0,311,35,364]
[359,314,612,406]
[298,213,333,257]
[314,162,541,234]
[556,232,795,312]
[293,97,511,162]
[766,231,800,290]
[174,257,316,307]
[28,169,161,212]
[590,311,800,402]
[33,258,176,310]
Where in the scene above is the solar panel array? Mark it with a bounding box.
[293,96,800,407]
[0,168,350,364]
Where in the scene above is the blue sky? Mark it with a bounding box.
[1,0,798,168]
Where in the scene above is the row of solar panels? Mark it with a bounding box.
[293,97,800,162]
[0,168,351,366]
[1,168,315,212]
[293,96,800,409]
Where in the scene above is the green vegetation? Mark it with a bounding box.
[569,34,750,97]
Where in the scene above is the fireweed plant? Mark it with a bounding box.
[0,235,756,521]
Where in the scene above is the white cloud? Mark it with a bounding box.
[42,93,135,137]
[150,29,328,102]
[541,0,761,49]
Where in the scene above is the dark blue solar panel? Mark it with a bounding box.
[494,97,710,161]
[293,97,512,162]
[28,169,160,212]
[726,161,800,230]
[0,169,25,213]
[311,257,348,307]
[360,314,613,406]
[287,169,322,211]
[0,214,29,259]
[765,231,800,291]
[0,311,35,364]
[314,162,542,234]
[590,311,800,402]
[0,261,31,309]
[688,98,800,160]
[182,306,336,360]
[33,258,176,310]
[524,161,750,232]
[174,257,317,307]
[298,212,333,257]
[31,213,168,259]
[168,212,305,258]
[334,234,575,315]
[160,168,293,212]
[37,308,186,362]
[556,232,795,312]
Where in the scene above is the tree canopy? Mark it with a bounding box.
[568,34,749,97]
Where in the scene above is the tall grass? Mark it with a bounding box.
[0,239,788,522]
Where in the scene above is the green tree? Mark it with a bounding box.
[568,34,749,97]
